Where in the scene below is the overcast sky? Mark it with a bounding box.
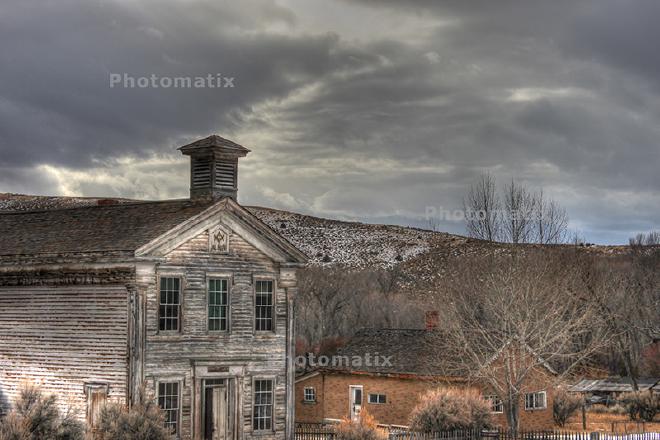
[1,0,658,244]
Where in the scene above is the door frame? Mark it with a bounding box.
[348,385,363,421]
[203,379,230,440]
[192,364,244,440]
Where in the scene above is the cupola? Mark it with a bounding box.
[178,135,250,201]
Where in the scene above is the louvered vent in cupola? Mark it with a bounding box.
[191,158,212,188]
[179,134,250,201]
[215,160,236,188]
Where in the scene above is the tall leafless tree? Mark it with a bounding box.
[533,190,569,244]
[427,251,609,431]
[463,174,569,244]
[464,174,502,242]
[502,179,535,243]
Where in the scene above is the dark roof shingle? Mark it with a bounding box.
[330,328,443,376]
[0,199,213,256]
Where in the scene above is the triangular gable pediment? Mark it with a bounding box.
[135,198,307,264]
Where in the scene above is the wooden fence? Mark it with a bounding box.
[294,424,660,440]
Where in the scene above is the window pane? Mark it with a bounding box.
[158,382,179,434]
[253,380,274,431]
[255,281,273,331]
[209,279,229,331]
[159,277,181,331]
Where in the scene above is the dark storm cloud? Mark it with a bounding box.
[0,0,373,167]
[0,0,658,243]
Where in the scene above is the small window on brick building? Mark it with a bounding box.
[524,391,547,410]
[485,395,503,413]
[303,387,316,402]
[368,393,386,404]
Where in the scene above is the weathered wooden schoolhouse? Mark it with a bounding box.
[0,135,307,440]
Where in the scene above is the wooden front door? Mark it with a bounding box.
[204,380,230,440]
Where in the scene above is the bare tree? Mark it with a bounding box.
[533,190,569,244]
[463,175,569,244]
[579,246,660,389]
[629,230,660,248]
[464,174,501,242]
[296,266,421,354]
[428,251,608,431]
[502,179,535,243]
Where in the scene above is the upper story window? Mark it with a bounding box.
[368,393,386,404]
[208,278,229,331]
[524,391,547,410]
[159,277,181,331]
[255,280,274,332]
[486,395,503,413]
[253,379,274,431]
[158,381,180,435]
[303,387,316,402]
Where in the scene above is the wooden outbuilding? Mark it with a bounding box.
[0,135,307,440]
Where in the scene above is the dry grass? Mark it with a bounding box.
[564,410,660,433]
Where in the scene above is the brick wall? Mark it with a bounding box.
[295,371,556,430]
[488,368,556,431]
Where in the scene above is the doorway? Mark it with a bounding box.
[349,385,363,421]
[203,379,232,440]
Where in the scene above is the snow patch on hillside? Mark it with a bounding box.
[248,206,436,268]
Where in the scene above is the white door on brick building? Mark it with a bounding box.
[349,385,363,421]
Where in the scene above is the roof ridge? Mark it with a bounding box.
[0,198,198,216]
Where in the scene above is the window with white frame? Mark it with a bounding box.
[303,387,316,402]
[158,382,180,434]
[159,277,181,331]
[368,393,386,404]
[255,280,274,331]
[253,379,274,431]
[524,391,547,410]
[208,278,229,331]
[485,395,503,413]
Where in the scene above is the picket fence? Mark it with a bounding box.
[294,424,660,440]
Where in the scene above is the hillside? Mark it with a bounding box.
[0,193,630,298]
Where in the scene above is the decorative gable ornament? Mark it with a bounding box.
[209,226,229,253]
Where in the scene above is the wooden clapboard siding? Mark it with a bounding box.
[0,286,129,420]
[143,229,291,440]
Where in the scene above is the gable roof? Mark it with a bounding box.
[0,199,214,256]
[569,377,660,393]
[0,196,307,263]
[326,328,445,377]
[178,134,250,155]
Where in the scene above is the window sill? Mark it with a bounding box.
[302,401,317,405]
[251,430,276,436]
[148,334,231,342]
[524,407,547,411]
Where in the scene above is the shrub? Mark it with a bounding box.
[95,387,170,440]
[620,391,660,422]
[552,389,583,427]
[0,413,30,440]
[409,388,492,433]
[589,404,627,415]
[0,385,85,440]
[336,411,386,440]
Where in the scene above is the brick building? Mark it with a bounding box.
[295,328,557,430]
